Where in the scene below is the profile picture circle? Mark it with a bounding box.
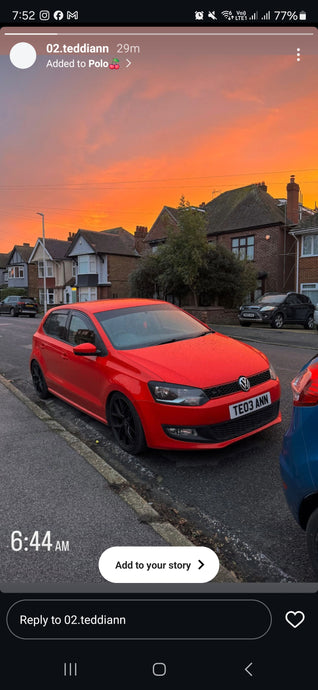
[10,42,37,69]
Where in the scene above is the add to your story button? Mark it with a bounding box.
[98,546,219,583]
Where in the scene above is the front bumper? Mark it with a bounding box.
[239,310,273,324]
[139,379,281,450]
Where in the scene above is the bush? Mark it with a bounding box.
[0,287,27,300]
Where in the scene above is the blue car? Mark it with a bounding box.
[280,354,318,577]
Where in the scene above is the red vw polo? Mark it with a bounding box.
[30,299,281,454]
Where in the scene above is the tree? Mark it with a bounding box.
[158,196,208,306]
[199,244,257,307]
[129,253,161,298]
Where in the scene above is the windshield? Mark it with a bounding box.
[95,304,212,350]
[254,294,286,305]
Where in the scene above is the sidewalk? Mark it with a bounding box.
[0,376,237,586]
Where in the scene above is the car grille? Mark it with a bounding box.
[196,401,280,443]
[204,369,271,400]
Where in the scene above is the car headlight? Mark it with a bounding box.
[260,306,275,312]
[148,382,209,406]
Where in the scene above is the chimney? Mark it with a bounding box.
[286,174,300,224]
[134,226,148,254]
[68,232,76,241]
[23,242,30,246]
[257,181,267,192]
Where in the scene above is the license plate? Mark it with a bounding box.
[242,312,255,318]
[229,392,271,419]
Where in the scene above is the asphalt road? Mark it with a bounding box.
[1,314,318,583]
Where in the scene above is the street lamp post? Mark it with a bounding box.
[37,212,47,314]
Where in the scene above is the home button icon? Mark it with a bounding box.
[152,662,167,677]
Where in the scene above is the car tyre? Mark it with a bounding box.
[304,315,314,330]
[271,313,284,329]
[306,508,318,578]
[108,392,147,455]
[10,307,17,317]
[31,360,49,399]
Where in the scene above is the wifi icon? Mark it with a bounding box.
[221,10,233,19]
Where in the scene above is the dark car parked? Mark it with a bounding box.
[238,292,315,329]
[0,295,38,317]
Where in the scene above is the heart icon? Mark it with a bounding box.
[285,611,305,628]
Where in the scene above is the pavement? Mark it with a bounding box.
[0,375,237,587]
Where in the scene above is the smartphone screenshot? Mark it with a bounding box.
[1,1,317,684]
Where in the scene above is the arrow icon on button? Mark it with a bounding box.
[245,663,253,677]
[198,560,204,570]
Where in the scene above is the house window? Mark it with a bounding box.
[231,236,254,260]
[301,235,318,256]
[78,287,97,302]
[8,265,24,279]
[39,288,54,305]
[72,260,77,277]
[78,254,97,274]
[38,260,53,277]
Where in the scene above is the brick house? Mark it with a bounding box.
[66,227,142,301]
[289,211,318,305]
[29,238,76,307]
[144,176,309,301]
[204,178,302,297]
[6,243,37,298]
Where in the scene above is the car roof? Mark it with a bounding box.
[46,298,169,315]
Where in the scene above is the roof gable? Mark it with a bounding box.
[8,244,34,264]
[145,206,179,243]
[67,228,139,257]
[29,238,72,262]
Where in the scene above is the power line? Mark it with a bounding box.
[0,168,317,191]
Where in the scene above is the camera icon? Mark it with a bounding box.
[39,9,50,20]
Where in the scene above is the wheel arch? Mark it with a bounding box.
[299,493,318,530]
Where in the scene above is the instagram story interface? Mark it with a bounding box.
[1,25,318,596]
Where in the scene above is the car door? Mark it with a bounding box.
[40,310,70,392]
[297,294,313,324]
[60,310,107,418]
[0,297,13,314]
[283,294,299,323]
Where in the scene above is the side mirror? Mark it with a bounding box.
[73,342,97,356]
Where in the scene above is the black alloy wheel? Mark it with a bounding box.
[304,315,314,330]
[31,361,49,399]
[10,307,16,317]
[108,392,146,455]
[271,312,284,329]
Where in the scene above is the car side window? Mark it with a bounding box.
[285,294,299,305]
[67,313,96,346]
[43,312,69,340]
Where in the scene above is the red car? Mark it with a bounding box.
[30,298,281,454]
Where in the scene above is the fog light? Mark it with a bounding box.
[165,426,199,440]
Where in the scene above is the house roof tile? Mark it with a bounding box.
[67,228,139,257]
[205,184,287,235]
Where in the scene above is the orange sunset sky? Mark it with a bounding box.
[1,27,317,252]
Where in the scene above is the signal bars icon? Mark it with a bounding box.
[261,10,271,19]
[249,11,258,19]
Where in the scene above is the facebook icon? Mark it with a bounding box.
[53,9,64,20]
